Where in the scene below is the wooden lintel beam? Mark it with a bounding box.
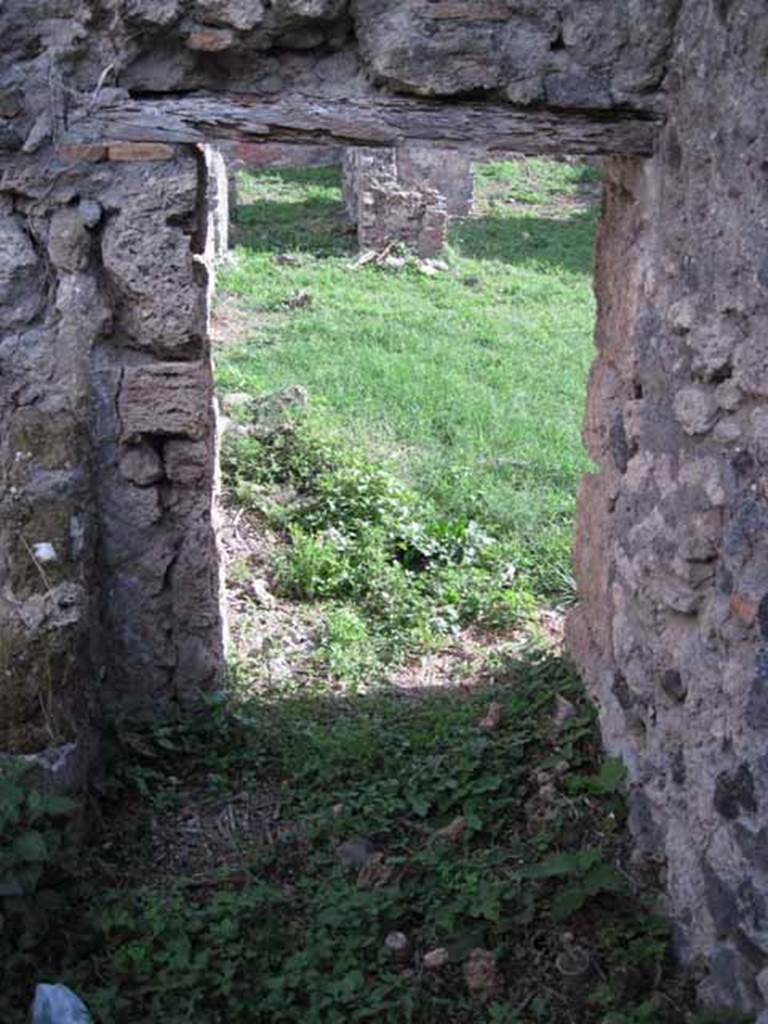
[63,91,660,157]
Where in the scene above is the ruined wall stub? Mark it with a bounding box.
[3,0,768,1016]
[341,147,397,225]
[341,146,449,257]
[342,144,472,253]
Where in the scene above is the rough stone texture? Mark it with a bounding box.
[0,1,674,149]
[396,144,474,219]
[359,182,447,258]
[101,159,205,357]
[0,146,223,754]
[0,187,99,755]
[92,156,223,713]
[353,0,679,110]
[342,146,449,255]
[2,1,768,1016]
[341,146,396,223]
[567,2,768,1014]
[0,216,43,329]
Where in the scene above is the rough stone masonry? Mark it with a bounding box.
[341,144,472,256]
[1,0,767,1015]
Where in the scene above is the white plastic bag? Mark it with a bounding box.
[31,984,92,1024]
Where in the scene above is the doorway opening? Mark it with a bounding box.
[213,153,600,693]
[89,149,690,1024]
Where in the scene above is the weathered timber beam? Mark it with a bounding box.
[63,91,660,156]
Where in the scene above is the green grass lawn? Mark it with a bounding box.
[216,159,598,599]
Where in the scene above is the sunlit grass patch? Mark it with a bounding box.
[216,159,597,605]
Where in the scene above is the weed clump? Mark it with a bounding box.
[0,764,83,1015]
[223,423,534,683]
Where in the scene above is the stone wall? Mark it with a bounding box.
[0,2,678,115]
[353,0,677,111]
[568,1,768,1013]
[0,143,223,771]
[341,146,450,257]
[396,144,474,219]
[0,178,96,757]
[2,0,768,1015]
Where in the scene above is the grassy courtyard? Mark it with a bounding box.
[216,159,597,602]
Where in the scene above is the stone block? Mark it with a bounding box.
[358,183,447,257]
[119,363,211,442]
[119,443,164,486]
[0,215,42,330]
[195,0,265,31]
[397,144,474,218]
[101,166,205,355]
[163,439,209,485]
[48,209,90,273]
[124,0,180,26]
[673,387,718,436]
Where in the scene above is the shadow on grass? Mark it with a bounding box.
[450,207,598,276]
[233,167,354,257]
[232,165,597,271]
[17,647,694,1024]
[233,196,356,257]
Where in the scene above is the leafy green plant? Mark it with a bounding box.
[0,652,693,1023]
[315,604,378,688]
[0,763,82,1014]
[516,848,626,921]
[566,757,626,796]
[223,419,535,680]
[600,999,664,1024]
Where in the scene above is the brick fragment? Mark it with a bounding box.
[185,28,235,51]
[57,143,107,163]
[108,142,175,162]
